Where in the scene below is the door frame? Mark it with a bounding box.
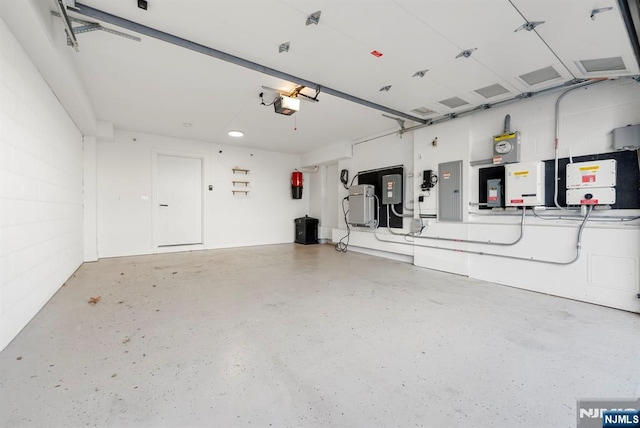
[151,149,206,253]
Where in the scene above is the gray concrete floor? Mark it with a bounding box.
[0,244,638,428]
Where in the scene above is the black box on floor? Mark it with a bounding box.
[295,216,319,245]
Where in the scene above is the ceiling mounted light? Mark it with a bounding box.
[591,7,614,20]
[379,85,392,92]
[306,10,321,26]
[412,69,429,78]
[279,42,290,53]
[455,48,477,59]
[514,21,545,32]
[228,130,244,137]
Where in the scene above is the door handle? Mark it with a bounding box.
[159,204,169,207]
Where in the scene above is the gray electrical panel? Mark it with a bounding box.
[612,124,640,151]
[381,174,402,205]
[492,132,521,164]
[348,184,375,227]
[487,178,502,208]
[438,160,463,222]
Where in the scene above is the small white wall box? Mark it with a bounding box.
[566,187,616,205]
[505,161,545,206]
[566,159,616,189]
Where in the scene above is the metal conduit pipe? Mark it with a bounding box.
[73,3,427,125]
[388,207,526,246]
[353,77,640,147]
[469,210,640,222]
[375,206,593,265]
[411,207,526,246]
[391,204,413,218]
[553,79,608,209]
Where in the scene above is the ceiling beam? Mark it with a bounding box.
[72,3,428,125]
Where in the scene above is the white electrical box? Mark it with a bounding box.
[566,159,616,189]
[505,161,545,207]
[565,159,616,205]
[566,187,616,205]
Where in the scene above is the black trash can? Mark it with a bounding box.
[295,215,319,245]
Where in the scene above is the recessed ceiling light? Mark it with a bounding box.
[228,130,244,137]
[182,122,192,127]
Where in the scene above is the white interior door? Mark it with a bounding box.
[157,154,203,246]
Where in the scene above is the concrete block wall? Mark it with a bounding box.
[0,18,84,350]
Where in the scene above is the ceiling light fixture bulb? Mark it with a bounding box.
[228,130,244,137]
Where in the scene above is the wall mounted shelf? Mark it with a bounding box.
[232,167,250,195]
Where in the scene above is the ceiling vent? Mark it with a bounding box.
[439,97,469,109]
[579,56,626,73]
[519,66,561,86]
[474,83,510,98]
[411,107,437,116]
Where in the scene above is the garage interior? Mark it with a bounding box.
[1,1,640,427]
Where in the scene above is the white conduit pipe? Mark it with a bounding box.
[375,206,593,265]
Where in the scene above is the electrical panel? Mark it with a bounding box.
[566,159,616,205]
[505,161,545,207]
[382,174,402,205]
[492,132,521,165]
[486,178,503,208]
[348,184,375,227]
[438,160,463,222]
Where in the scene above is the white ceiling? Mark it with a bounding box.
[58,0,639,154]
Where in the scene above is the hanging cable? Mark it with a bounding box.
[335,197,350,252]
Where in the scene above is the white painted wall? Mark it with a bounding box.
[331,132,416,259]
[318,80,640,312]
[0,17,84,350]
[413,79,640,312]
[96,130,310,258]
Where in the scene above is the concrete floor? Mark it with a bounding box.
[0,244,638,427]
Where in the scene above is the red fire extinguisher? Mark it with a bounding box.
[291,170,303,199]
